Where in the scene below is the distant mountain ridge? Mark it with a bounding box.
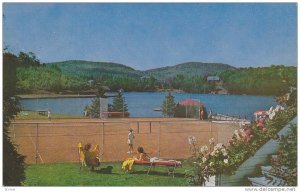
[47,60,235,80]
[143,62,235,80]
[47,60,141,78]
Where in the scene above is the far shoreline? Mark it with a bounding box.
[17,94,96,99]
[16,92,276,99]
[16,89,187,99]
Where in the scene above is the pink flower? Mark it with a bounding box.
[259,117,265,123]
[262,127,268,133]
[256,122,264,128]
[244,129,252,136]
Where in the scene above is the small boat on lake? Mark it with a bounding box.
[153,107,162,112]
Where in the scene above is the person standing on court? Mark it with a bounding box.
[127,128,135,154]
[48,110,51,121]
[200,109,204,120]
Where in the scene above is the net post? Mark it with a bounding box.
[35,123,39,164]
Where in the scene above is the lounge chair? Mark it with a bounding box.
[133,158,182,178]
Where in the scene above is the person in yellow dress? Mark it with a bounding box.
[122,146,149,172]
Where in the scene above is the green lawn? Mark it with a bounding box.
[24,162,189,186]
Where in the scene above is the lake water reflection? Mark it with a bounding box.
[20,92,277,120]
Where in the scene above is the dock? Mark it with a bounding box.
[212,113,250,123]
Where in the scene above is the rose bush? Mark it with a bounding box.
[185,90,297,186]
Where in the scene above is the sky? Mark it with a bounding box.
[3,3,297,70]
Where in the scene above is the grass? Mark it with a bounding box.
[16,111,84,119]
[24,162,189,186]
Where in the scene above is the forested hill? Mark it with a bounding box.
[47,60,235,80]
[143,62,236,80]
[10,52,297,96]
[219,65,297,96]
[47,60,141,78]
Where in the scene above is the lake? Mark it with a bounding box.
[20,92,277,120]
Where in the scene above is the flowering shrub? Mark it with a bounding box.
[185,90,297,186]
[186,140,231,185]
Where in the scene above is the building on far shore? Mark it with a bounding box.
[206,76,220,81]
[206,76,229,94]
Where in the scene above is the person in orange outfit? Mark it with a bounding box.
[135,146,149,161]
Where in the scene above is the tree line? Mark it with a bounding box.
[219,65,297,96]
[12,51,297,96]
[14,53,215,94]
[17,65,86,93]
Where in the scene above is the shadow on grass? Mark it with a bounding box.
[92,166,119,175]
[132,170,185,178]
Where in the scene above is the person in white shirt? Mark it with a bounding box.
[127,128,135,153]
[48,110,51,121]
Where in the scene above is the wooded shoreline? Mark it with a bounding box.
[17,89,187,99]
[17,94,97,99]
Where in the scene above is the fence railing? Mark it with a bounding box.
[9,119,241,164]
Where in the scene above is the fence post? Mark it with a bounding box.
[158,122,161,158]
[137,122,139,134]
[35,123,39,164]
[216,123,219,144]
[149,122,152,134]
[102,122,105,161]
[210,121,212,139]
[13,124,16,138]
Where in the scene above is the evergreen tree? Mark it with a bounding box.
[3,52,26,186]
[88,97,100,118]
[112,92,128,116]
[161,92,176,117]
[86,86,108,118]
